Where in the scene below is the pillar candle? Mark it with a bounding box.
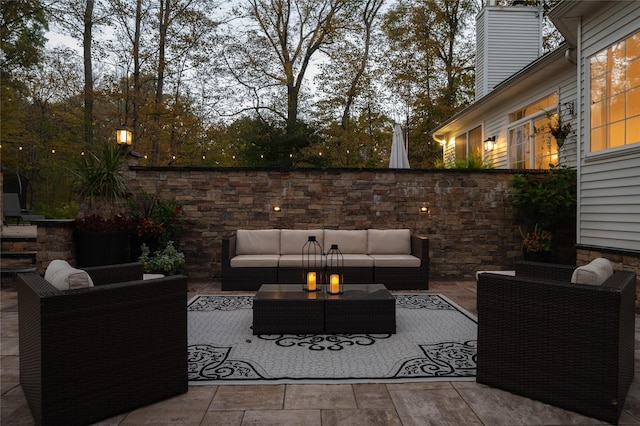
[330,274,340,293]
[307,271,317,291]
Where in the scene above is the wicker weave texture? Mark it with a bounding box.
[17,266,188,426]
[477,265,636,425]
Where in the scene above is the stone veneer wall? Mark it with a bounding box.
[124,166,526,282]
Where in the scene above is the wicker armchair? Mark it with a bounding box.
[17,263,188,426]
[477,261,636,425]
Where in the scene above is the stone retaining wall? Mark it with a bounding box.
[125,166,526,281]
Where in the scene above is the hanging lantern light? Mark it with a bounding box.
[326,244,344,294]
[301,236,323,292]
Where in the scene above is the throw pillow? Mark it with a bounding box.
[570,257,614,286]
[44,259,94,291]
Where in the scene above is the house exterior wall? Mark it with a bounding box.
[576,1,640,252]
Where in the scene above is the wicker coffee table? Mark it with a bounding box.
[252,283,395,334]
[325,284,396,334]
[252,284,325,334]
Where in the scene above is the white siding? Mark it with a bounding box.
[475,5,542,99]
[578,1,640,251]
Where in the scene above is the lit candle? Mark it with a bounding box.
[330,274,340,293]
[307,272,317,291]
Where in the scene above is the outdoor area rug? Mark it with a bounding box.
[187,293,477,385]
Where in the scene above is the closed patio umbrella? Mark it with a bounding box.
[389,123,410,169]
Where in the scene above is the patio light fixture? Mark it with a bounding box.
[116,127,133,147]
[419,204,430,214]
[273,205,281,212]
[484,136,496,151]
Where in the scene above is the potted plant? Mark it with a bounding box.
[127,191,188,261]
[508,165,577,263]
[72,143,133,267]
[520,224,553,262]
[138,241,185,275]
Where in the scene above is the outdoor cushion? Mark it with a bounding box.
[367,229,411,254]
[280,229,325,254]
[323,230,367,254]
[571,257,614,286]
[340,254,375,267]
[369,254,421,267]
[278,254,327,267]
[236,229,281,255]
[230,254,281,268]
[44,259,94,291]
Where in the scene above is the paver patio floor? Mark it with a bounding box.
[2,279,640,425]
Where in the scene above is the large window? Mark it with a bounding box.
[508,93,558,169]
[454,125,483,166]
[590,30,640,151]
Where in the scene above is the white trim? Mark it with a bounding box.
[576,16,582,247]
[585,143,640,162]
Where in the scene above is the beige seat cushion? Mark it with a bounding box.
[44,259,94,291]
[369,254,421,267]
[230,254,281,268]
[280,229,325,254]
[340,254,375,267]
[367,229,411,254]
[236,229,281,255]
[571,257,614,286]
[323,230,368,254]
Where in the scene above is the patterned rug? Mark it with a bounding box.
[188,293,477,384]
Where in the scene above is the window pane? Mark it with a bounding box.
[591,51,607,77]
[455,134,466,160]
[608,121,625,148]
[591,75,606,102]
[628,58,640,90]
[628,32,640,60]
[627,116,640,144]
[509,126,528,169]
[469,126,482,157]
[608,93,625,122]
[591,101,605,127]
[591,126,607,151]
[627,86,640,117]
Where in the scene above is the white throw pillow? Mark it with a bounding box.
[570,257,614,286]
[44,259,94,290]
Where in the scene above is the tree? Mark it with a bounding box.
[222,0,355,138]
[0,0,48,86]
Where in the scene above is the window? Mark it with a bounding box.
[508,93,558,169]
[590,30,640,151]
[453,125,483,167]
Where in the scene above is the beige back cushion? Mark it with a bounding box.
[571,257,614,286]
[367,229,411,254]
[236,229,281,255]
[323,230,367,254]
[44,260,94,291]
[281,229,325,254]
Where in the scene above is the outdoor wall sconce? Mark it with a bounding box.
[116,127,132,147]
[273,205,281,212]
[419,204,430,214]
[484,136,496,151]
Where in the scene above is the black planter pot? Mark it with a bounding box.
[523,249,553,263]
[74,229,131,267]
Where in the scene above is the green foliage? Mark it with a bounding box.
[139,241,186,275]
[71,143,128,217]
[128,191,189,247]
[452,151,492,169]
[508,165,577,230]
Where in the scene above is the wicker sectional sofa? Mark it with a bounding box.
[222,229,429,291]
